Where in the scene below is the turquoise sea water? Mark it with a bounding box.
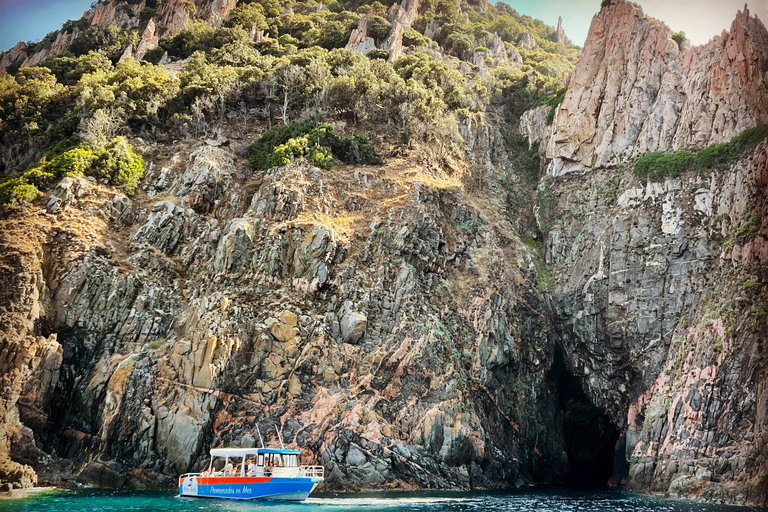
[0,488,764,512]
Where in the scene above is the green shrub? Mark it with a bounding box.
[402,27,428,47]
[732,125,768,152]
[734,214,762,239]
[634,151,662,177]
[633,150,694,180]
[157,22,216,59]
[367,48,389,60]
[224,2,268,31]
[693,141,735,171]
[68,25,140,62]
[249,120,318,169]
[693,125,768,171]
[182,0,197,17]
[268,136,334,170]
[45,146,96,177]
[632,125,768,179]
[93,136,145,194]
[0,163,59,206]
[332,133,383,165]
[0,136,144,206]
[140,7,156,24]
[367,15,392,40]
[671,32,686,45]
[0,174,42,205]
[250,121,382,170]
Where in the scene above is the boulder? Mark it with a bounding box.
[267,311,299,342]
[47,177,87,213]
[135,19,159,60]
[340,312,367,344]
[517,32,536,50]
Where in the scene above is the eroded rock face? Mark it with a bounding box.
[134,19,159,60]
[547,0,768,176]
[517,0,768,504]
[0,134,568,493]
[471,33,523,69]
[346,13,376,55]
[0,42,28,77]
[153,0,238,37]
[517,32,536,51]
[381,0,420,60]
[0,0,766,506]
[555,17,571,46]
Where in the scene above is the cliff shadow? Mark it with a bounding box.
[550,346,621,486]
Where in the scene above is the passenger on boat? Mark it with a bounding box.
[247,459,257,477]
[224,461,234,475]
[266,463,273,476]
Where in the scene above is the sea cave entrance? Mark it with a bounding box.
[552,347,621,486]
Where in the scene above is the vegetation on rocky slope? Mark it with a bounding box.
[0,0,583,494]
[633,125,768,180]
[0,0,578,204]
[2,0,765,505]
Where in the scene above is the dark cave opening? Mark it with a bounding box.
[552,347,620,486]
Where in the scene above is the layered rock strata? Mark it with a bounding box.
[0,139,568,492]
[0,0,766,506]
[520,0,768,504]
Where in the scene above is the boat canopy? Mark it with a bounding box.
[209,447,301,458]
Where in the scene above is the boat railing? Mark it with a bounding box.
[299,465,324,478]
[180,467,324,480]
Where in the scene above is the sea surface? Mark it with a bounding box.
[0,488,764,512]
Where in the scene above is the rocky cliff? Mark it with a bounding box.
[521,0,768,504]
[0,137,572,491]
[546,0,768,177]
[0,0,766,506]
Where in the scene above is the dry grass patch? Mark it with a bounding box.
[389,166,464,192]
[275,211,362,244]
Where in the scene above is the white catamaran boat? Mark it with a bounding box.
[179,446,324,501]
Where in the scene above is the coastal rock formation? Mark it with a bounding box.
[547,1,768,176]
[472,33,523,69]
[0,0,766,507]
[517,32,536,51]
[134,19,159,61]
[0,42,28,74]
[524,0,768,504]
[0,145,568,492]
[90,0,144,29]
[380,0,420,60]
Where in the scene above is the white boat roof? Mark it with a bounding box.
[209,447,300,457]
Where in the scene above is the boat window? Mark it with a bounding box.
[258,454,264,466]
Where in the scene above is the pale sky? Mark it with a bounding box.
[0,0,766,52]
[0,0,93,51]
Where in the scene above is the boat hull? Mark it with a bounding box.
[179,475,319,501]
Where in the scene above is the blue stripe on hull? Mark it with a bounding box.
[179,477,318,501]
